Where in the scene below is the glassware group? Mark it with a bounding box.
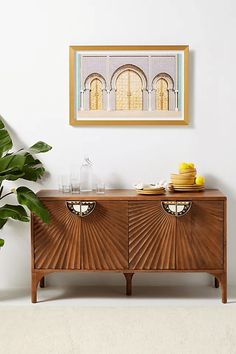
[58,157,105,194]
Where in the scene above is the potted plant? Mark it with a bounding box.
[0,117,52,247]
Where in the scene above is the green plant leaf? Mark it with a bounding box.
[0,151,46,182]
[30,141,52,154]
[0,154,26,175]
[24,152,42,166]
[0,218,7,229]
[0,118,13,157]
[16,187,49,223]
[0,171,25,182]
[21,166,45,181]
[0,238,4,247]
[20,152,45,180]
[0,204,29,222]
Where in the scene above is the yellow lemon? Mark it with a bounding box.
[195,176,204,185]
[178,162,195,171]
[178,162,189,170]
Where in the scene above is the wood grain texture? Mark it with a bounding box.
[129,202,176,270]
[82,201,128,270]
[31,192,227,303]
[36,189,226,201]
[33,201,81,269]
[176,201,224,269]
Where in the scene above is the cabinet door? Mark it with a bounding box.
[82,201,128,270]
[129,202,176,270]
[33,201,81,269]
[176,201,224,270]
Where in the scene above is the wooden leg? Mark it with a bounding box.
[210,272,227,304]
[219,273,227,304]
[123,273,134,296]
[32,272,44,303]
[214,277,219,288]
[40,276,45,288]
[31,272,38,304]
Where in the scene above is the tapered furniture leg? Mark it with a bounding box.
[40,276,45,288]
[32,272,44,303]
[214,277,219,288]
[211,272,227,304]
[32,272,38,304]
[219,273,227,304]
[123,273,134,296]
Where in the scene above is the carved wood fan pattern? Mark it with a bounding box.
[82,201,128,270]
[129,202,176,269]
[33,201,81,269]
[176,201,224,269]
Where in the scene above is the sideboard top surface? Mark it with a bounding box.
[37,189,226,201]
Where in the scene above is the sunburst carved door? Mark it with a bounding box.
[82,201,128,270]
[176,201,224,269]
[33,201,82,269]
[33,201,128,271]
[129,202,176,270]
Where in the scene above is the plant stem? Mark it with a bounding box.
[0,192,13,200]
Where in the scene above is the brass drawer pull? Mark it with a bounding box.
[161,201,192,217]
[66,201,96,217]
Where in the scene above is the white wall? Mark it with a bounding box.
[0,0,235,289]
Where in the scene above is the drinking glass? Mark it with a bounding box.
[96,182,105,194]
[59,175,71,193]
[71,179,80,194]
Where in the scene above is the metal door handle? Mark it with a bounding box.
[161,201,192,217]
[66,201,96,217]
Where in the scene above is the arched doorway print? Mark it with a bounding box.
[90,78,103,110]
[115,70,143,110]
[156,78,169,110]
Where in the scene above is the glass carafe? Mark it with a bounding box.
[80,157,93,192]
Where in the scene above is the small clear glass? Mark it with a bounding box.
[96,182,105,194]
[58,175,63,192]
[59,175,71,193]
[71,179,80,194]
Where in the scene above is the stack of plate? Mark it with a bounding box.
[170,174,195,186]
[136,187,166,195]
[169,167,204,192]
[170,184,205,192]
[178,167,197,177]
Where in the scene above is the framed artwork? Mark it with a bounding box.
[69,45,189,126]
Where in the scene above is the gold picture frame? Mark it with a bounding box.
[70,45,189,126]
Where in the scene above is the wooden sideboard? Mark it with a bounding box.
[31,189,227,303]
